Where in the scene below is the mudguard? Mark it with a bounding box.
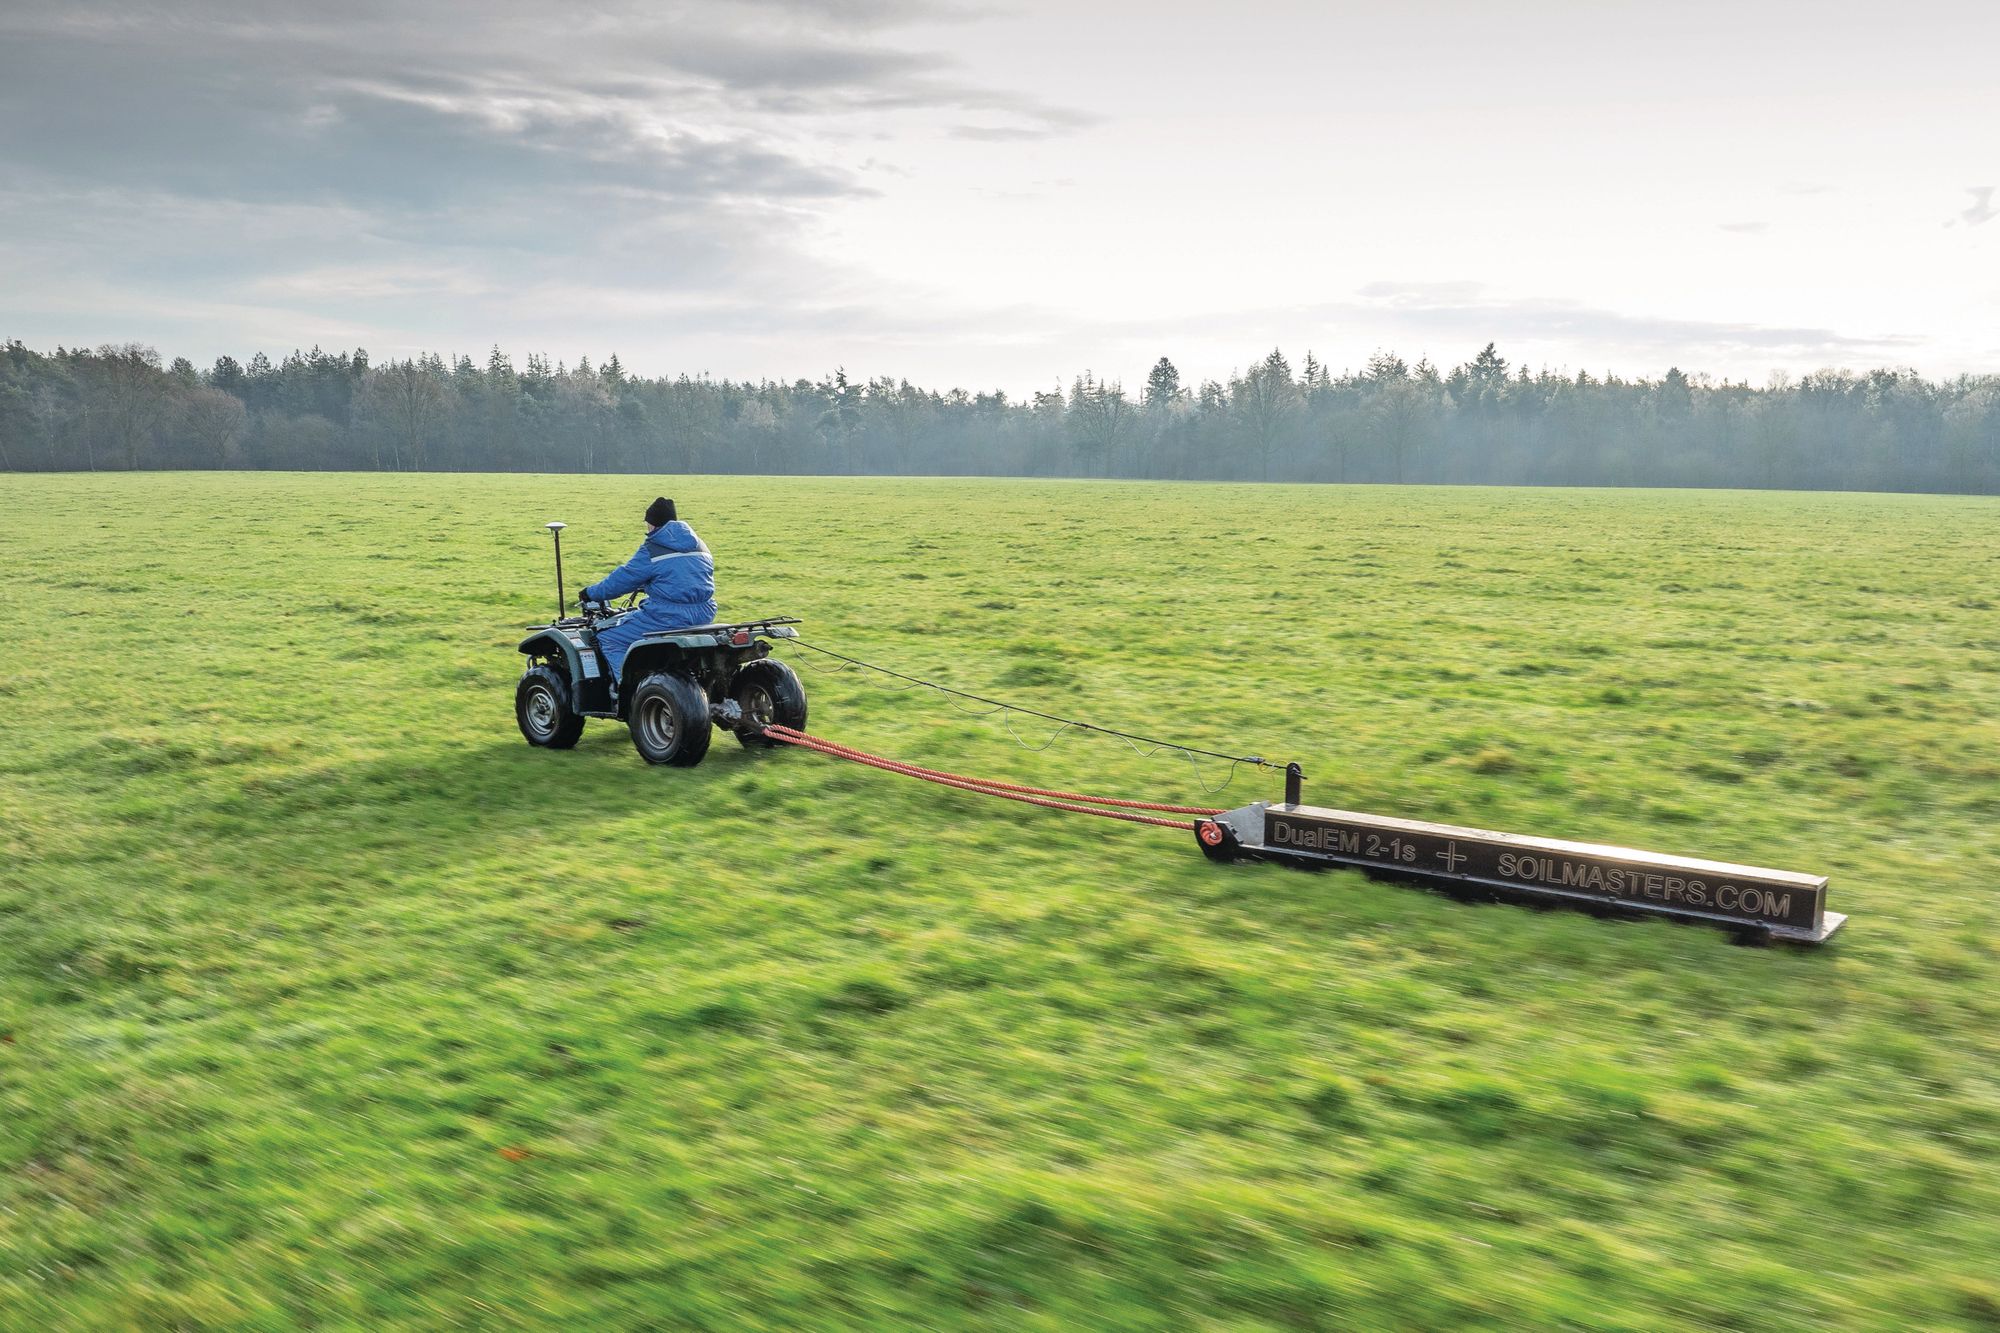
[616,625,783,696]
[517,629,614,714]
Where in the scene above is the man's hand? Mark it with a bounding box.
[578,589,596,608]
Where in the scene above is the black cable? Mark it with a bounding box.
[786,638,1274,770]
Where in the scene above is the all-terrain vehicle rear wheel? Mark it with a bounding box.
[730,659,808,748]
[628,672,713,767]
[517,664,585,749]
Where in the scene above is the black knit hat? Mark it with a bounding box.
[645,496,676,526]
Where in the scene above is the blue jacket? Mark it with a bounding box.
[582,521,718,631]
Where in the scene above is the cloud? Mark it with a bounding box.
[981,283,1926,387]
[950,124,1075,142]
[0,24,880,222]
[0,0,1096,364]
[1342,283,1917,360]
[1718,221,1769,234]
[1958,186,1996,227]
[760,282,1931,392]
[1356,280,1488,305]
[0,2,1092,166]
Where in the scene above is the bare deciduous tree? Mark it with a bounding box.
[1233,349,1298,481]
[555,368,616,472]
[359,359,450,470]
[87,343,169,470]
[1068,373,1132,476]
[736,399,778,473]
[1376,377,1442,484]
[1945,388,1998,495]
[179,386,247,468]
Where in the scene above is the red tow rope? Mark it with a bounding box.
[759,725,1221,830]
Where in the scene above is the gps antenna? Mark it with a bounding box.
[545,522,568,619]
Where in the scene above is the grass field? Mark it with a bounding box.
[2,473,1998,1330]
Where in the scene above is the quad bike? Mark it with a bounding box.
[514,522,806,765]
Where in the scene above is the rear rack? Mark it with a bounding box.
[524,615,803,637]
[629,617,803,650]
[708,617,803,634]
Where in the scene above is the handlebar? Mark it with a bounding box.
[527,604,629,630]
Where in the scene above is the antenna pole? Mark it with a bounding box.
[545,522,568,619]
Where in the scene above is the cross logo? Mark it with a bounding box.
[1436,841,1467,872]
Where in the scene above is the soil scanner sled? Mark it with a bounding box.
[515,522,806,766]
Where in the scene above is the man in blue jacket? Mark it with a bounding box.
[580,496,718,678]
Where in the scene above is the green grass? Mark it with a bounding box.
[2,473,1998,1330]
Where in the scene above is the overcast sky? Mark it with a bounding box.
[2,0,1995,392]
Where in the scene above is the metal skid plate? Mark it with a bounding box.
[1200,801,1843,944]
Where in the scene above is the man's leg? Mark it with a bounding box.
[595,619,642,689]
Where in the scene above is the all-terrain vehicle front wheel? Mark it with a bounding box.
[517,664,585,749]
[628,672,713,767]
[729,659,808,748]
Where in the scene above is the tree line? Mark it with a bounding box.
[3,339,1996,492]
